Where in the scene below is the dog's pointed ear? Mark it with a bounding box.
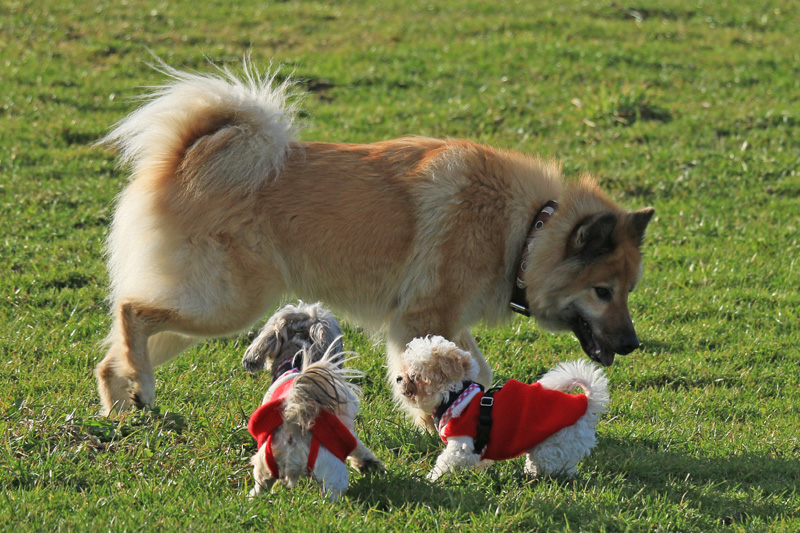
[628,207,654,246]
[567,212,617,261]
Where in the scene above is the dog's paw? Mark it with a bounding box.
[129,387,154,410]
[351,457,386,476]
[130,392,148,410]
[128,373,155,410]
[325,489,343,503]
[414,413,436,434]
[426,468,444,483]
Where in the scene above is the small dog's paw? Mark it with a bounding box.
[426,468,444,483]
[351,457,386,476]
[325,489,343,503]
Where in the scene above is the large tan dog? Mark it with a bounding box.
[95,62,654,417]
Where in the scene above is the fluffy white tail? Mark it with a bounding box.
[282,346,362,430]
[101,59,300,192]
[537,359,609,416]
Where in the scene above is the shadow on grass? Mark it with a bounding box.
[593,437,799,525]
[347,429,797,526]
[345,425,494,511]
[347,469,492,512]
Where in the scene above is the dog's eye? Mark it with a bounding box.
[395,376,403,384]
[594,287,612,301]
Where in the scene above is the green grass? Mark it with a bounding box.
[2,0,799,530]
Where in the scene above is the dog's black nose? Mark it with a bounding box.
[615,334,640,355]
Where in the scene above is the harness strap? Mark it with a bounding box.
[473,386,501,457]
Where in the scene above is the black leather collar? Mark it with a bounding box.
[510,200,559,316]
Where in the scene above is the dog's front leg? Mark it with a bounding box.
[347,437,386,475]
[427,436,481,482]
[454,329,493,388]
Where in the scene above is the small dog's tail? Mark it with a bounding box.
[537,359,609,416]
[282,345,362,431]
[100,58,300,194]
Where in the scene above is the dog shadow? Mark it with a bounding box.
[347,466,493,512]
[588,436,799,525]
[346,428,493,510]
[348,431,797,526]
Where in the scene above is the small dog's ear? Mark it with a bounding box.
[242,328,283,373]
[430,345,474,386]
[308,322,344,357]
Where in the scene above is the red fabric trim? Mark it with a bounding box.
[265,434,281,479]
[247,378,295,448]
[441,380,588,460]
[307,437,321,474]
[310,409,357,464]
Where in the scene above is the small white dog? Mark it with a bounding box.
[242,301,344,380]
[393,336,608,482]
[248,346,383,501]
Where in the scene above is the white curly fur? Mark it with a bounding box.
[393,336,480,418]
[523,359,609,477]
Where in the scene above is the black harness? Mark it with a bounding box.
[432,381,503,457]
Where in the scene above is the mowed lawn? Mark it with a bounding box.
[1,0,798,530]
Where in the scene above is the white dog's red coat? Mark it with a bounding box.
[248,370,357,478]
[395,336,609,480]
[436,380,589,460]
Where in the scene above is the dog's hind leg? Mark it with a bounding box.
[312,447,350,502]
[454,329,493,388]
[95,300,176,415]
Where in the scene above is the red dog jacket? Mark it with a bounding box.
[248,372,357,478]
[439,379,588,460]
